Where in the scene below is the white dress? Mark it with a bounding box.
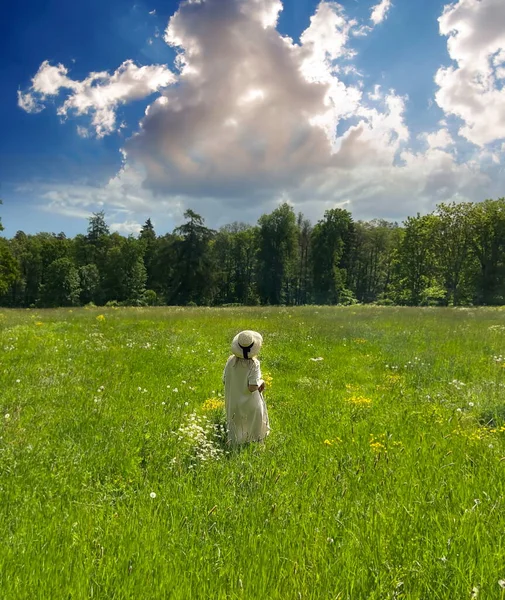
[223,356,270,445]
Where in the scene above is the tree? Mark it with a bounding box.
[393,214,438,305]
[139,218,157,290]
[169,210,215,305]
[39,258,81,307]
[87,211,110,242]
[257,203,298,305]
[467,199,505,305]
[151,233,177,301]
[311,208,354,304]
[296,213,312,305]
[79,264,100,305]
[349,220,400,303]
[0,238,19,298]
[212,223,259,305]
[432,202,473,305]
[0,199,4,232]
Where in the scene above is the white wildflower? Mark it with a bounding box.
[468,402,475,407]
[498,580,505,589]
[173,388,179,393]
[15,379,21,383]
[150,492,156,499]
[5,414,10,420]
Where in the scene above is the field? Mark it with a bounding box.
[1,306,505,599]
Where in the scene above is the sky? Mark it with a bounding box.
[1,0,505,237]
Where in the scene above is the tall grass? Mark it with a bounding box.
[1,306,505,599]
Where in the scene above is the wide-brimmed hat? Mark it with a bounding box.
[231,330,263,359]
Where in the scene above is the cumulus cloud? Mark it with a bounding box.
[435,0,505,146]
[17,0,504,228]
[18,59,175,137]
[110,220,143,235]
[421,128,454,150]
[370,0,392,26]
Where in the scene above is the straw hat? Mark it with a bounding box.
[231,330,263,359]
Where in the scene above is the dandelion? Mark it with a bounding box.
[370,442,386,453]
[15,379,21,383]
[324,437,342,446]
[468,402,475,407]
[202,398,224,411]
[96,315,106,322]
[173,388,179,393]
[498,580,505,589]
[35,322,43,326]
[369,433,388,454]
[150,492,157,499]
[5,414,10,420]
[161,402,166,406]
[347,396,372,407]
[263,373,273,386]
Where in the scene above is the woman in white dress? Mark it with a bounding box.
[223,330,270,445]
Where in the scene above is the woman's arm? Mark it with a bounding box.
[248,360,263,393]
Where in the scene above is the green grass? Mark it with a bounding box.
[1,306,505,599]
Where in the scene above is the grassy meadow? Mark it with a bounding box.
[1,306,505,599]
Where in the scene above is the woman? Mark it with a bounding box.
[223,330,270,445]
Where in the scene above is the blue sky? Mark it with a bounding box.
[1,0,504,237]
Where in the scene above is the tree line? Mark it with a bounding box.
[1,199,504,308]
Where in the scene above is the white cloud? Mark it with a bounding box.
[435,0,505,146]
[18,0,505,229]
[110,220,143,235]
[422,128,454,150]
[370,0,392,26]
[17,91,44,113]
[19,59,176,137]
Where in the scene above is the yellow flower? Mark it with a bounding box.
[35,322,43,326]
[323,437,342,447]
[347,395,372,406]
[96,315,106,322]
[353,338,367,344]
[202,398,224,411]
[370,441,386,454]
[263,373,273,386]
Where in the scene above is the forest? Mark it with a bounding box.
[0,199,504,308]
